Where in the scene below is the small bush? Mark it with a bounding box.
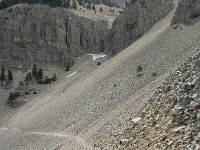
[33,91,37,95]
[24,91,29,95]
[7,91,21,104]
[43,78,52,84]
[97,62,101,65]
[152,72,158,77]
[137,65,144,72]
[65,65,70,72]
[19,81,24,86]
[51,74,57,81]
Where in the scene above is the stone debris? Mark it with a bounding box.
[131,117,141,123]
[99,51,200,149]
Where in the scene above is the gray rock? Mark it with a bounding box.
[194,59,200,70]
[172,105,184,115]
[105,0,173,54]
[189,101,200,110]
[171,0,200,24]
[180,96,194,107]
[0,4,108,68]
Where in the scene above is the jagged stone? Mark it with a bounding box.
[180,96,194,108]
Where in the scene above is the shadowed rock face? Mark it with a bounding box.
[171,0,200,25]
[0,4,108,68]
[105,0,173,55]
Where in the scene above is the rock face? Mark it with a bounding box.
[105,0,173,55]
[0,4,108,68]
[171,0,200,24]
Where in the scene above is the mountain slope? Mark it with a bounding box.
[2,0,200,149]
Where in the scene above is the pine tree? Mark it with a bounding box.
[32,64,38,78]
[72,0,77,9]
[37,68,43,80]
[126,1,129,7]
[0,66,6,82]
[25,72,32,82]
[64,0,70,8]
[92,4,95,11]
[100,7,102,12]
[78,0,83,6]
[28,72,32,81]
[7,70,13,81]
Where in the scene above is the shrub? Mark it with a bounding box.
[0,66,6,82]
[137,65,144,72]
[32,64,38,78]
[152,72,158,77]
[97,62,101,65]
[7,91,21,104]
[43,78,52,84]
[7,70,13,81]
[65,65,70,71]
[19,81,24,86]
[37,68,43,81]
[51,74,57,81]
[24,91,29,95]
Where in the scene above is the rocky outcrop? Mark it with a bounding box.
[105,0,173,54]
[171,0,200,24]
[0,4,108,68]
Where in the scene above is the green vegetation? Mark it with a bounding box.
[0,66,6,82]
[7,70,13,82]
[0,0,118,10]
[25,72,32,82]
[137,65,144,72]
[72,0,77,9]
[30,64,57,84]
[7,91,21,104]
[0,66,14,85]
[0,0,71,9]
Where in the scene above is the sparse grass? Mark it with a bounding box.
[137,65,144,72]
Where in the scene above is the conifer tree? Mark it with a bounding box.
[32,64,38,78]
[92,4,95,11]
[7,70,13,81]
[37,68,43,80]
[0,66,6,82]
[72,0,77,9]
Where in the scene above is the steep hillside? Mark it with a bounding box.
[101,51,200,150]
[1,0,200,149]
[105,0,173,54]
[1,0,200,150]
[0,4,108,68]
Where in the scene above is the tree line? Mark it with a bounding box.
[0,0,118,10]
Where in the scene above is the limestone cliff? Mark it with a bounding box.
[0,4,108,68]
[171,0,200,24]
[105,0,173,55]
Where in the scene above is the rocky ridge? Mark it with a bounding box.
[172,0,200,24]
[105,0,173,54]
[0,4,108,68]
[100,50,200,149]
[0,0,175,68]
